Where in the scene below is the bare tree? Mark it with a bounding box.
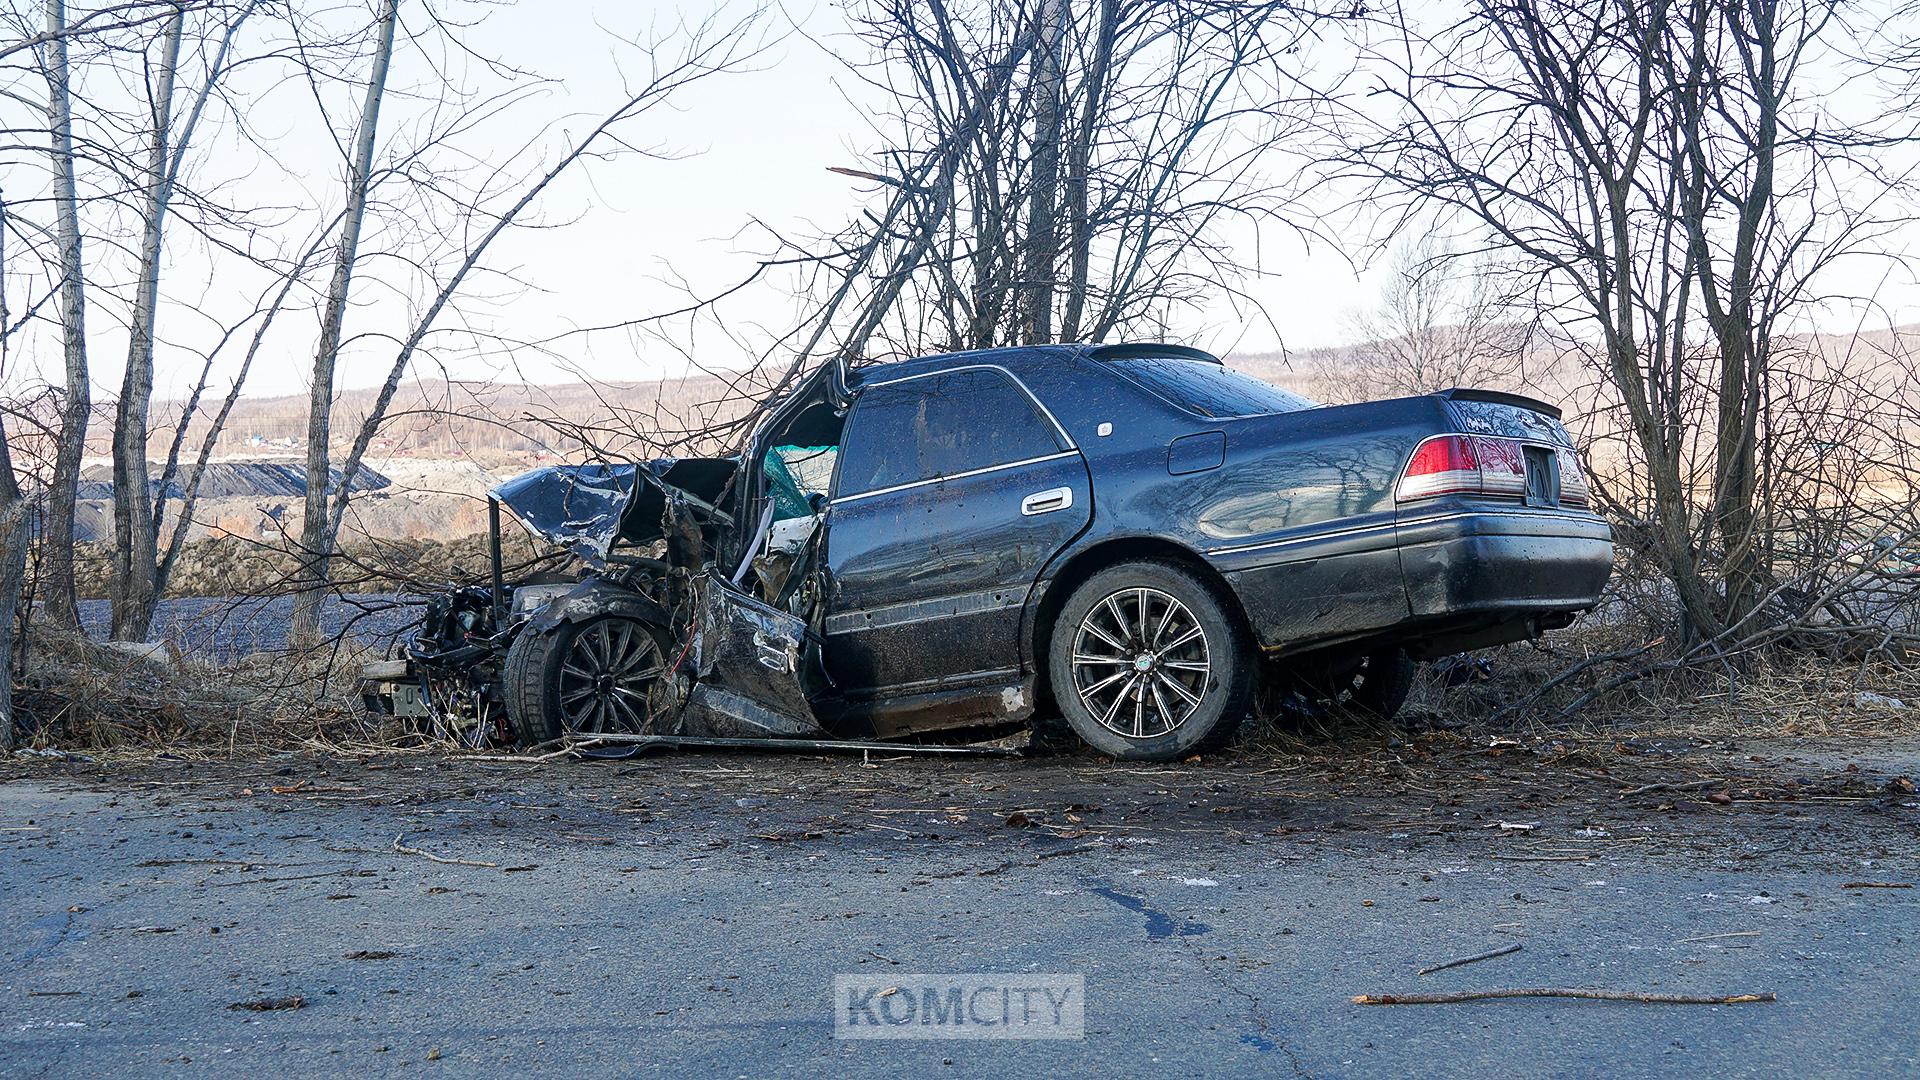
[1335,0,1919,642]
[107,0,261,641]
[796,0,1343,363]
[38,0,89,630]
[288,0,398,646]
[0,193,36,752]
[1338,235,1529,397]
[1019,0,1067,342]
[287,7,770,646]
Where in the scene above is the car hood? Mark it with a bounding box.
[491,457,738,563]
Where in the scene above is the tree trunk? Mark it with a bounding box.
[1704,0,1776,631]
[40,0,88,630]
[108,6,186,643]
[1058,0,1114,342]
[0,420,26,754]
[1019,0,1066,344]
[290,0,400,648]
[0,193,29,751]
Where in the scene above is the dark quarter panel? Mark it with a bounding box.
[1088,395,1452,653]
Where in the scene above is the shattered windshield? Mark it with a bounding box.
[1108,356,1318,419]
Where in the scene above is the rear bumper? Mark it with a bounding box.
[1396,507,1614,619]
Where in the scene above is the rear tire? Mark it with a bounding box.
[1262,648,1414,726]
[503,615,669,746]
[1347,649,1415,720]
[1046,560,1252,761]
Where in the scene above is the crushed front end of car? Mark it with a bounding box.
[361,461,828,746]
[359,370,846,749]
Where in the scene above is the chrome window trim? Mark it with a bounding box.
[832,451,1079,505]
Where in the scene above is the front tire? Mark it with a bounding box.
[503,615,668,746]
[1047,560,1252,761]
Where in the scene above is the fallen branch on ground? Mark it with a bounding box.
[1353,989,1774,1006]
[1618,779,1722,797]
[1675,931,1762,944]
[392,834,498,868]
[1417,943,1523,976]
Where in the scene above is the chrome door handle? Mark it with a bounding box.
[1021,487,1073,516]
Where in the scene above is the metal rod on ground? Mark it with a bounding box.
[561,732,1024,757]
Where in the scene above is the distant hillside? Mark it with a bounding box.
[80,323,1920,468]
[91,371,758,464]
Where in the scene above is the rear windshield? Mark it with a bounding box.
[1108,356,1319,419]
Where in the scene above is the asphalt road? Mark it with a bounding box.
[2,737,1917,1078]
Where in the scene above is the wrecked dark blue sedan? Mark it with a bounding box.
[374,343,1612,762]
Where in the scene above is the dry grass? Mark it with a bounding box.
[17,588,1920,761]
[10,627,385,754]
[1401,623,1920,740]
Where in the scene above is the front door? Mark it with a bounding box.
[822,366,1092,696]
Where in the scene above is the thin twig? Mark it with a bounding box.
[1353,989,1775,1006]
[1418,943,1523,976]
[392,834,498,868]
[1619,779,1722,797]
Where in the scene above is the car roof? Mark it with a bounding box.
[848,342,1219,385]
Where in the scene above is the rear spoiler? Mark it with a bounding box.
[1436,387,1562,421]
[1084,342,1223,365]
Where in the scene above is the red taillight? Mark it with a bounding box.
[1397,434,1562,503]
[1397,435,1481,500]
[1558,449,1590,508]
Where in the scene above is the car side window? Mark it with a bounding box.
[835,383,921,495]
[835,369,1063,496]
[916,368,1062,479]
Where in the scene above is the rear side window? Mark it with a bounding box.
[836,368,1063,495]
[1109,356,1318,418]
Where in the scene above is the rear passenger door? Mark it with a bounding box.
[822,367,1092,694]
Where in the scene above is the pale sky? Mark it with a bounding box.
[27,0,1375,403]
[7,0,1915,403]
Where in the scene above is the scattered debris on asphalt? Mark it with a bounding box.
[228,996,305,1012]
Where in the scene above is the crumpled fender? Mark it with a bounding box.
[523,578,673,636]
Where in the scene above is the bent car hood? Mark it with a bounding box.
[491,458,737,563]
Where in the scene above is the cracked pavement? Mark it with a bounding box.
[2,734,1918,1077]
